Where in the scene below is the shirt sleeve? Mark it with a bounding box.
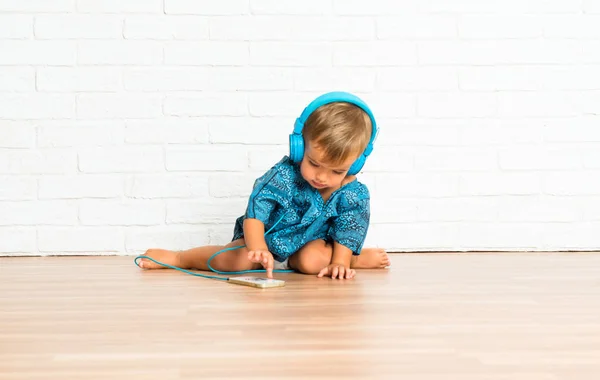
[328,186,370,255]
[245,163,291,225]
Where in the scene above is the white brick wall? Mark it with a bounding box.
[1,1,599,255]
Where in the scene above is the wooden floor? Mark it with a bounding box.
[1,253,599,380]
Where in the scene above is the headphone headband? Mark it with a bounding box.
[289,91,378,175]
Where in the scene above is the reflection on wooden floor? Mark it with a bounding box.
[1,253,599,379]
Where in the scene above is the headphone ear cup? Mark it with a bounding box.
[289,134,304,163]
[348,154,366,176]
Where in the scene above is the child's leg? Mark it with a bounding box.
[138,238,262,272]
[288,240,390,275]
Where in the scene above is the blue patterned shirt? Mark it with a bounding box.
[232,156,370,262]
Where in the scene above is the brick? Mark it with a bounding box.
[124,15,209,40]
[498,92,580,117]
[0,228,36,253]
[164,92,248,117]
[499,147,581,170]
[166,145,248,171]
[37,67,122,92]
[34,15,122,39]
[78,41,162,65]
[0,122,35,148]
[208,173,256,198]
[544,116,600,142]
[414,147,498,171]
[251,42,331,67]
[77,0,162,13]
[543,15,600,38]
[0,94,75,120]
[165,0,249,15]
[125,119,209,144]
[377,67,457,91]
[371,223,459,251]
[77,94,162,119]
[289,17,375,41]
[334,42,417,66]
[543,172,600,195]
[369,198,417,223]
[38,227,124,253]
[251,0,328,14]
[39,175,124,199]
[584,149,600,169]
[418,40,579,65]
[364,147,412,172]
[0,149,76,175]
[209,16,291,40]
[37,120,124,147]
[463,119,543,145]
[375,173,460,198]
[334,0,418,15]
[0,41,76,65]
[582,42,600,64]
[422,0,580,13]
[583,197,600,221]
[584,0,600,13]
[208,224,237,244]
[79,199,165,226]
[165,41,248,66]
[0,200,77,226]
[78,146,164,173]
[248,146,288,171]
[125,174,209,198]
[581,90,600,114]
[123,67,210,91]
[124,67,292,91]
[417,92,496,118]
[498,196,581,222]
[212,67,293,91]
[541,222,600,249]
[376,119,460,147]
[460,172,541,196]
[0,177,36,200]
[0,0,75,12]
[418,198,499,222]
[378,15,456,39]
[208,117,288,145]
[458,15,542,39]
[166,198,248,224]
[0,67,34,92]
[248,92,321,117]
[459,223,542,250]
[0,15,33,38]
[293,67,374,92]
[125,225,210,252]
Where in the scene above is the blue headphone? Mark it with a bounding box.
[289,91,378,176]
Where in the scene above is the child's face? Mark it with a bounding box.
[300,141,358,192]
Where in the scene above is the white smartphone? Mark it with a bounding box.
[227,276,286,288]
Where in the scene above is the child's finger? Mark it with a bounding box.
[317,267,328,278]
[332,266,339,279]
[266,257,274,278]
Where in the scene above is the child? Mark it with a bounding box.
[138,92,390,280]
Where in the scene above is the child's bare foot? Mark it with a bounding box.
[137,249,182,269]
[351,248,391,269]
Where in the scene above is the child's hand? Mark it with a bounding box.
[317,264,355,280]
[248,249,274,278]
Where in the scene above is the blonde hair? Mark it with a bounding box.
[303,102,372,166]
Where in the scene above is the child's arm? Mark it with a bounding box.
[243,218,268,251]
[243,218,275,278]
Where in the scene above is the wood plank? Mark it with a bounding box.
[1,253,599,379]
